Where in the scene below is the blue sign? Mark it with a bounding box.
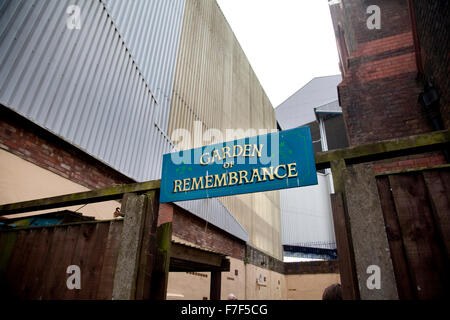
[160,127,318,203]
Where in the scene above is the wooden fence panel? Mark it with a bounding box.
[39,226,66,300]
[97,221,123,300]
[85,222,111,300]
[423,170,450,258]
[376,176,414,299]
[330,193,358,300]
[388,172,450,299]
[0,220,123,300]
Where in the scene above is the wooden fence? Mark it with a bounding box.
[317,129,450,299]
[0,180,231,300]
[0,220,123,299]
[376,168,450,299]
[1,129,449,300]
[0,182,166,300]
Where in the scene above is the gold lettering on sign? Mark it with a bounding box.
[287,163,298,178]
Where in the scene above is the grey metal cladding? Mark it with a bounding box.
[0,0,183,181]
[102,0,186,132]
[275,75,342,130]
[0,0,249,242]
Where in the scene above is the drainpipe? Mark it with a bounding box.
[318,116,335,194]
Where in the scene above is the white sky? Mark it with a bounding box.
[216,0,340,108]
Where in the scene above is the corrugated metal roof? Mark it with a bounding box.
[276,75,342,129]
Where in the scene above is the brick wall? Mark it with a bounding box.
[284,261,339,275]
[338,71,431,145]
[331,0,434,146]
[171,204,246,260]
[0,106,134,189]
[412,0,450,129]
[246,245,285,274]
[329,0,413,62]
[373,152,446,174]
[329,0,446,173]
[0,105,246,260]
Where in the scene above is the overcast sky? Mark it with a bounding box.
[216,0,340,108]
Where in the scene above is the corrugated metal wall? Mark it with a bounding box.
[168,0,281,259]
[0,0,249,243]
[102,0,185,133]
[280,173,336,249]
[0,0,183,181]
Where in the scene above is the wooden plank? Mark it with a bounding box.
[66,223,97,300]
[315,129,449,170]
[169,258,230,272]
[0,231,17,298]
[10,230,38,298]
[18,229,42,297]
[376,176,415,299]
[5,230,27,298]
[135,191,159,300]
[97,221,123,300]
[210,271,222,300]
[46,225,79,299]
[344,164,399,300]
[150,222,172,300]
[330,193,359,300]
[0,180,161,216]
[423,169,450,259]
[0,231,16,273]
[389,173,449,299]
[22,228,53,299]
[83,222,111,300]
[330,159,346,193]
[38,226,67,300]
[170,243,224,267]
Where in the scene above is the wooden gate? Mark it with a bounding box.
[317,129,450,299]
[376,169,450,299]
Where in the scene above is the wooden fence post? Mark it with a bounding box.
[210,271,222,300]
[330,193,359,300]
[112,193,145,299]
[112,191,160,300]
[135,190,160,300]
[344,164,398,299]
[149,221,172,300]
[330,159,360,300]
